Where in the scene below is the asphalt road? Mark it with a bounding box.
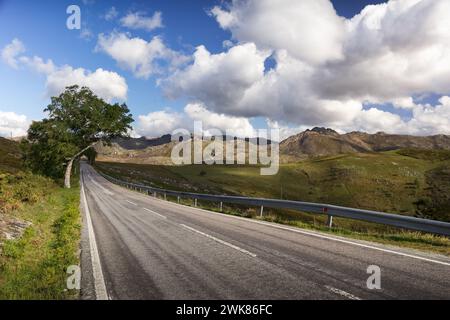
[79,162,450,300]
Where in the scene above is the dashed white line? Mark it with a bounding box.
[125,200,138,206]
[143,207,167,219]
[81,177,109,300]
[325,285,361,300]
[180,224,257,258]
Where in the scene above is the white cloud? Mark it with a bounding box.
[103,6,118,21]
[210,0,345,65]
[120,11,163,31]
[136,103,257,138]
[136,110,185,138]
[19,56,56,74]
[162,0,450,136]
[313,0,450,102]
[163,43,269,114]
[45,66,127,102]
[2,39,128,102]
[0,111,30,137]
[96,32,189,79]
[184,103,256,137]
[1,38,25,68]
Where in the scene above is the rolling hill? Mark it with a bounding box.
[94,128,450,164]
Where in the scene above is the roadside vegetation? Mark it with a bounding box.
[0,184,80,299]
[0,137,81,299]
[0,86,134,299]
[95,149,450,255]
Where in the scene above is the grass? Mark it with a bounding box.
[0,182,80,299]
[0,137,81,299]
[95,149,450,256]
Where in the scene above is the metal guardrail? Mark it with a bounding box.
[97,170,450,236]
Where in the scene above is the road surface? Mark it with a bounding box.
[79,162,450,300]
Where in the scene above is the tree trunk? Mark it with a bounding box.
[64,142,98,189]
[64,158,74,189]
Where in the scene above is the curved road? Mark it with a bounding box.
[79,162,450,300]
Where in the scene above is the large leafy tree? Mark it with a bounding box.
[24,85,133,188]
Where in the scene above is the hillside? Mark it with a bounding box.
[280,127,450,158]
[0,137,80,299]
[95,149,450,223]
[0,137,23,172]
[94,128,450,164]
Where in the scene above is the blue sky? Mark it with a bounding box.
[1,0,450,138]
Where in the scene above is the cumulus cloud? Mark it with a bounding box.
[120,11,163,31]
[1,38,25,68]
[210,0,345,65]
[1,39,128,102]
[97,32,189,79]
[136,110,184,138]
[45,66,127,102]
[136,103,257,138]
[313,0,450,102]
[163,43,269,114]
[161,0,450,136]
[0,111,30,137]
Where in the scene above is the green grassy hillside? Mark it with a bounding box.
[0,137,80,299]
[0,138,54,214]
[96,149,450,222]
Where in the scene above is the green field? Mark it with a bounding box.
[95,149,450,255]
[0,138,80,299]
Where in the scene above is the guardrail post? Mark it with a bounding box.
[219,202,223,212]
[260,205,264,217]
[323,207,333,228]
[327,215,333,228]
[194,199,198,207]
[153,192,157,198]
[164,193,167,201]
[177,196,180,203]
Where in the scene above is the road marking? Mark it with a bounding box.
[126,200,138,206]
[91,179,114,196]
[143,207,167,219]
[160,201,450,267]
[180,224,257,258]
[325,285,361,300]
[81,177,109,300]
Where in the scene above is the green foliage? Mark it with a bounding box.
[0,187,80,299]
[0,172,54,213]
[0,137,22,173]
[24,85,133,179]
[397,148,450,161]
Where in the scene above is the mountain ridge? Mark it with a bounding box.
[94,128,450,164]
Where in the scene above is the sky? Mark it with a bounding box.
[1,0,450,139]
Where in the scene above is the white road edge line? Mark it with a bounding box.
[81,178,109,300]
[157,199,450,267]
[325,285,361,300]
[126,200,138,206]
[143,207,167,219]
[180,224,257,258]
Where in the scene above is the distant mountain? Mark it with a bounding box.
[94,128,450,164]
[280,127,450,158]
